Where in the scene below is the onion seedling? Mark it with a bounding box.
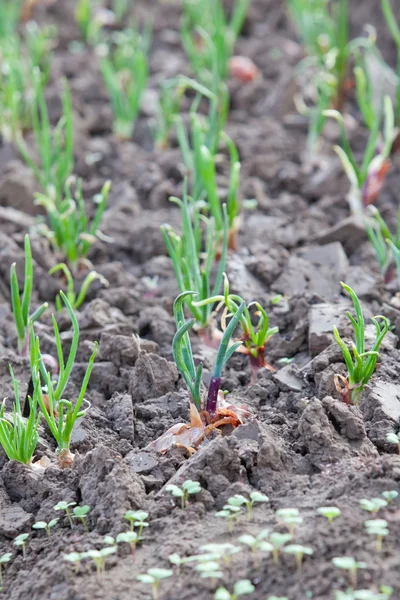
[381,490,398,504]
[87,547,116,576]
[214,580,255,600]
[360,498,388,516]
[17,73,74,204]
[0,553,12,589]
[333,282,389,406]
[75,0,103,44]
[165,480,201,509]
[316,506,342,523]
[100,26,151,140]
[194,274,278,381]
[226,491,269,521]
[332,557,368,588]
[10,234,48,355]
[364,519,389,552]
[13,533,29,556]
[136,568,173,600]
[161,185,228,330]
[382,0,400,122]
[49,263,108,311]
[269,532,292,565]
[36,177,111,274]
[123,510,149,536]
[30,292,98,467]
[53,500,76,528]
[72,505,90,531]
[0,0,22,38]
[32,518,59,537]
[386,432,400,453]
[283,544,313,571]
[276,508,303,536]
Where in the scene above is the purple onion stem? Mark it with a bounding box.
[206,376,221,417]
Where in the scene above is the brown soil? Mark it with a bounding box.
[0,1,400,600]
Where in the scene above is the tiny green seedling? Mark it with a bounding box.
[215,504,242,533]
[226,492,269,521]
[123,510,149,536]
[72,505,91,532]
[32,518,59,537]
[359,498,388,516]
[364,519,389,552]
[49,263,108,311]
[165,480,201,509]
[283,544,313,571]
[64,551,83,574]
[195,560,223,580]
[335,588,393,600]
[214,579,255,600]
[269,532,292,564]
[136,568,173,600]
[332,557,368,588]
[53,501,77,528]
[87,547,117,576]
[75,0,103,44]
[238,530,273,560]
[276,508,303,536]
[381,490,398,504]
[333,283,389,405]
[0,552,12,589]
[386,432,400,453]
[10,234,48,355]
[13,533,29,556]
[116,531,140,558]
[316,506,342,523]
[200,543,242,567]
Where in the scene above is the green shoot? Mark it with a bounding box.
[276,508,303,536]
[116,531,140,556]
[72,505,91,531]
[112,0,130,22]
[32,518,59,537]
[165,480,201,509]
[381,0,400,121]
[53,500,76,528]
[215,504,242,533]
[30,292,98,464]
[17,74,74,203]
[0,553,12,590]
[100,26,151,139]
[161,185,228,329]
[360,498,388,515]
[136,568,173,600]
[316,506,342,523]
[364,204,400,285]
[333,282,389,405]
[13,533,29,556]
[194,560,223,580]
[181,0,249,90]
[269,532,292,564]
[36,177,111,273]
[332,557,368,588]
[382,490,398,504]
[0,366,40,466]
[0,0,22,38]
[386,432,400,453]
[86,547,116,575]
[64,552,82,574]
[238,530,273,557]
[10,234,48,355]
[199,543,242,567]
[123,510,149,536]
[214,580,255,600]
[335,588,393,600]
[324,97,394,215]
[49,263,108,311]
[226,492,269,520]
[283,544,313,571]
[75,0,103,44]
[364,519,389,552]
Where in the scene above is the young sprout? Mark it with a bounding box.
[36,177,111,273]
[214,580,255,600]
[335,588,393,600]
[136,568,173,600]
[226,492,269,521]
[30,292,98,467]
[332,557,368,588]
[194,275,278,381]
[0,552,12,589]
[364,519,389,552]
[72,505,91,531]
[215,504,242,533]
[381,490,398,504]
[199,543,242,567]
[116,531,140,559]
[75,0,103,44]
[333,283,389,406]
[165,480,201,510]
[276,508,303,536]
[53,501,77,528]
[100,26,151,139]
[238,530,273,561]
[316,506,342,523]
[161,185,228,330]
[49,263,108,311]
[0,0,21,38]
[382,0,400,122]
[10,234,48,355]
[87,547,117,576]
[123,510,149,536]
[32,518,59,537]
[269,532,293,565]
[0,366,40,467]
[359,498,388,516]
[13,533,29,556]
[386,432,400,453]
[283,544,313,571]
[64,551,83,574]
[195,560,223,580]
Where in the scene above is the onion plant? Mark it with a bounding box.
[173,291,244,414]
[100,26,151,139]
[49,263,108,311]
[181,0,249,90]
[333,282,389,405]
[382,0,400,122]
[161,184,228,330]
[17,73,74,203]
[10,234,48,355]
[364,205,400,284]
[194,274,278,379]
[0,0,22,38]
[75,0,102,44]
[30,292,98,467]
[35,177,111,273]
